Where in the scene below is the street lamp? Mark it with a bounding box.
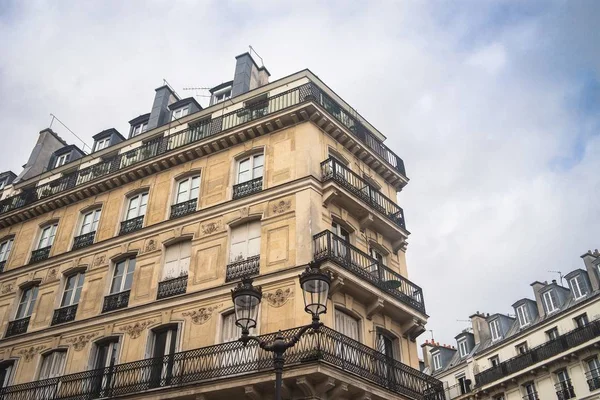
[231,261,331,400]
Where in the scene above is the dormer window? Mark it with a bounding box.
[0,179,6,190]
[171,106,190,121]
[516,304,530,328]
[569,275,587,300]
[542,290,558,314]
[132,122,148,137]
[95,137,110,151]
[458,339,468,358]
[432,351,442,370]
[490,319,501,342]
[214,89,231,103]
[55,153,71,168]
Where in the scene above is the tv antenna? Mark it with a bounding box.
[249,45,264,67]
[548,270,564,286]
[49,114,91,154]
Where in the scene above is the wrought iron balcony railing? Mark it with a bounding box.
[555,380,575,400]
[475,319,600,387]
[586,368,600,392]
[5,316,30,337]
[157,275,188,300]
[321,158,406,229]
[522,392,539,400]
[232,177,263,200]
[0,325,443,400]
[102,290,131,313]
[0,260,5,274]
[119,216,144,235]
[225,255,260,282]
[51,304,78,326]
[443,382,472,399]
[72,231,95,250]
[313,230,425,314]
[30,246,51,264]
[169,199,197,219]
[0,81,406,218]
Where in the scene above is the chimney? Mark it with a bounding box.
[231,52,270,98]
[581,250,600,291]
[420,340,435,371]
[469,312,490,344]
[14,128,68,183]
[531,281,548,317]
[147,85,179,131]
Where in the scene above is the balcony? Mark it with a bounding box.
[587,369,600,392]
[169,199,197,219]
[0,325,443,400]
[232,177,263,200]
[523,393,539,400]
[157,275,188,300]
[475,319,600,387]
[0,260,5,273]
[313,230,425,315]
[119,216,144,235]
[30,246,51,264]
[72,231,95,250]
[225,255,260,282]
[51,304,78,326]
[321,158,406,230]
[555,380,575,400]
[443,382,472,399]
[5,317,30,337]
[102,291,130,313]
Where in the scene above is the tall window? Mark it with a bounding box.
[237,154,264,184]
[542,290,558,314]
[171,106,190,121]
[335,309,359,341]
[370,247,385,265]
[377,331,395,359]
[163,241,191,280]
[39,351,66,380]
[91,339,119,396]
[132,122,148,137]
[125,193,148,221]
[0,238,13,263]
[0,361,14,388]
[110,258,136,294]
[569,275,587,299]
[588,357,600,384]
[516,304,530,328]
[574,313,589,328]
[489,319,501,341]
[432,352,441,370]
[95,138,111,151]
[54,153,71,168]
[79,209,101,236]
[229,221,261,263]
[175,176,200,205]
[457,375,470,394]
[331,222,350,242]
[16,286,39,319]
[61,272,85,307]
[458,339,468,358]
[37,224,58,249]
[149,325,179,387]
[523,383,537,400]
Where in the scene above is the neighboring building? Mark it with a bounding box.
[422,250,600,400]
[0,53,443,399]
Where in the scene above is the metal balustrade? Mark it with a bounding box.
[443,382,472,399]
[156,275,188,300]
[72,231,96,250]
[119,216,144,235]
[522,392,539,400]
[102,291,131,313]
[29,246,51,264]
[232,177,263,200]
[475,319,600,387]
[0,81,407,217]
[321,158,406,229]
[313,230,425,314]
[0,260,5,274]
[555,380,575,400]
[225,255,260,282]
[5,317,30,337]
[0,325,443,400]
[51,304,78,326]
[170,199,197,219]
[586,368,600,392]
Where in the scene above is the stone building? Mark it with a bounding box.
[422,250,600,400]
[0,53,443,399]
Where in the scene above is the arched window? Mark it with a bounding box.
[90,337,120,397]
[103,256,136,312]
[0,360,15,388]
[39,350,67,380]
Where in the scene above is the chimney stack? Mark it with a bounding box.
[14,128,67,183]
[231,52,270,98]
[581,250,600,291]
[147,85,179,131]
[420,340,435,370]
[530,281,548,317]
[469,312,490,345]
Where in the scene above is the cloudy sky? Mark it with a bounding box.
[1,1,599,348]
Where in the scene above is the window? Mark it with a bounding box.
[556,370,574,399]
[125,192,148,220]
[574,313,589,328]
[237,154,264,184]
[0,238,13,263]
[132,122,148,137]
[587,357,600,384]
[569,275,587,299]
[370,247,385,265]
[335,309,359,341]
[79,209,101,236]
[542,290,559,314]
[489,355,500,367]
[0,361,14,388]
[220,311,258,369]
[61,272,85,307]
[171,106,190,121]
[229,221,261,263]
[523,383,537,399]
[516,304,530,328]
[489,319,501,341]
[149,326,179,387]
[54,153,71,168]
[458,339,469,358]
[110,258,135,294]
[516,342,528,355]
[331,222,350,242]
[221,311,238,343]
[493,394,505,400]
[163,241,191,280]
[175,176,200,204]
[39,351,66,380]
[37,223,58,249]
[546,327,559,340]
[0,179,6,190]
[377,331,395,359]
[457,375,471,394]
[16,286,39,319]
[95,137,110,151]
[214,89,231,103]
[92,339,119,396]
[432,352,441,370]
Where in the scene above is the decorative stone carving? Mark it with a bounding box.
[183,304,222,325]
[272,200,291,214]
[240,207,249,218]
[67,333,99,351]
[119,320,155,339]
[264,288,293,308]
[17,345,47,362]
[145,239,156,253]
[1,283,14,294]
[94,255,106,267]
[201,222,220,235]
[45,268,58,282]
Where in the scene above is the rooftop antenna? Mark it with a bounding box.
[182,87,213,99]
[548,270,564,286]
[49,114,91,154]
[249,45,264,67]
[428,330,434,342]
[162,78,181,100]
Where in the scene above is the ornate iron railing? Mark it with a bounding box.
[51,304,78,326]
[225,255,260,282]
[475,319,600,387]
[522,392,539,400]
[313,230,425,314]
[72,231,95,250]
[5,316,30,337]
[29,246,51,264]
[586,368,600,392]
[555,380,575,400]
[169,199,197,219]
[321,158,406,229]
[157,275,188,300]
[102,291,131,313]
[0,260,5,274]
[0,325,443,400]
[119,216,144,235]
[443,382,472,399]
[232,177,263,200]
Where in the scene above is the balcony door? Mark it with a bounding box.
[79,209,101,236]
[331,222,350,261]
[163,241,191,281]
[229,221,261,263]
[149,326,178,388]
[92,339,119,397]
[237,155,263,184]
[38,224,58,249]
[376,330,396,388]
[125,192,148,221]
[220,311,258,372]
[334,309,360,363]
[175,176,200,205]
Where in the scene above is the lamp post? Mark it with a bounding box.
[231,261,331,400]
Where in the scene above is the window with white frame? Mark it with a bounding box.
[37,223,58,249]
[489,319,502,341]
[148,325,179,386]
[229,221,261,263]
[125,192,148,221]
[221,311,238,343]
[516,342,528,355]
[163,241,191,280]
[542,290,559,314]
[237,154,264,184]
[214,89,231,104]
[0,179,6,190]
[0,361,14,388]
[516,304,530,328]
[174,176,200,205]
[92,338,120,397]
[546,327,559,340]
[95,137,111,151]
[587,357,600,380]
[171,106,190,121]
[15,285,39,319]
[458,339,469,358]
[0,238,13,263]
[569,275,587,299]
[132,122,148,137]
[370,247,385,265]
[78,209,101,236]
[377,330,395,360]
[39,350,66,380]
[574,313,589,328]
[54,153,71,168]
[523,382,537,398]
[489,355,500,367]
[60,272,85,308]
[432,351,441,370]
[110,258,136,294]
[335,309,359,341]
